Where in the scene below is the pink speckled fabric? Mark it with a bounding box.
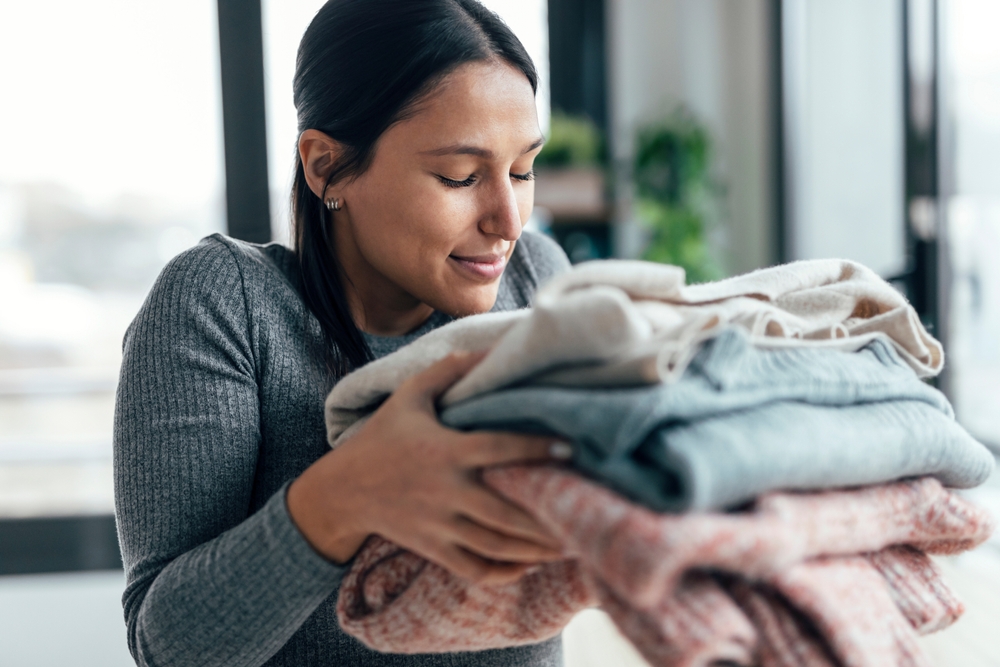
[337,536,594,654]
[337,469,994,666]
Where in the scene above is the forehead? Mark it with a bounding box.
[389,60,540,152]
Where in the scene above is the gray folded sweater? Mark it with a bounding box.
[440,328,995,511]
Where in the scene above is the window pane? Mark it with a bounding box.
[782,0,906,277]
[945,0,1000,446]
[0,0,224,517]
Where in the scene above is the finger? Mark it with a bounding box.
[459,431,573,468]
[431,543,536,586]
[449,515,564,563]
[459,487,563,549]
[398,350,488,405]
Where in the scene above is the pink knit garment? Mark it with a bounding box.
[337,469,995,666]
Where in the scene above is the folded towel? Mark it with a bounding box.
[326,258,941,446]
[337,470,995,666]
[440,330,994,510]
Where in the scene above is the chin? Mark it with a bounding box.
[437,285,500,318]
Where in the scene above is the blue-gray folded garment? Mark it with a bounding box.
[440,329,995,512]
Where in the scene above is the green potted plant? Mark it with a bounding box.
[634,108,721,283]
[532,111,608,220]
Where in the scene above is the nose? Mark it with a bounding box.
[478,176,524,242]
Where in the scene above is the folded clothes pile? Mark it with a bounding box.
[325,258,997,666]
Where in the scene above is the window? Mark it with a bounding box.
[0,0,224,519]
[945,0,1000,447]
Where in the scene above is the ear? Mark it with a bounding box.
[299,129,345,200]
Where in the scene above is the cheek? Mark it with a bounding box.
[390,189,474,255]
[352,177,477,272]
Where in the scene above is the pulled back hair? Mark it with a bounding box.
[292,0,538,376]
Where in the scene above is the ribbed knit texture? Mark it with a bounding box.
[113,230,571,667]
[439,329,993,512]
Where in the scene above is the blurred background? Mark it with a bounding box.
[1,0,1000,665]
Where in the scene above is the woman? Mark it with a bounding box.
[113,0,575,665]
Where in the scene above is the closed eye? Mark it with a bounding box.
[438,170,535,188]
[438,174,477,188]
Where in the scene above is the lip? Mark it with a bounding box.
[448,253,508,281]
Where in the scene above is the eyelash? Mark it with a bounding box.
[438,170,535,188]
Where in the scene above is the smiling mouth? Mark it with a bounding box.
[448,253,507,280]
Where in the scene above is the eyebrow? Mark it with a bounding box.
[420,137,545,159]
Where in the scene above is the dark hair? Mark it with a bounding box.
[292,0,538,376]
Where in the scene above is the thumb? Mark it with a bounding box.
[399,350,488,407]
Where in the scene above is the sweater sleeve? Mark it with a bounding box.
[113,238,345,667]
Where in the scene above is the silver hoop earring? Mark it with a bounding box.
[325,198,341,211]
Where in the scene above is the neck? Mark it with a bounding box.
[346,280,435,336]
[333,224,434,337]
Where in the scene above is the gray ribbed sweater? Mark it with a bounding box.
[113,231,571,667]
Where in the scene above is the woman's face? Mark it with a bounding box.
[307,60,543,332]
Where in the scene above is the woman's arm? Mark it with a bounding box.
[287,351,569,580]
[114,238,568,667]
[114,240,344,667]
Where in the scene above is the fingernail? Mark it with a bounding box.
[549,441,573,460]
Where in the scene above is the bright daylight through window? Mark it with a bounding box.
[0,0,224,517]
[946,0,1000,448]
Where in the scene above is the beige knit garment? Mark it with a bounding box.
[326,258,941,447]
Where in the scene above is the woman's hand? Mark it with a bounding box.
[287,351,570,585]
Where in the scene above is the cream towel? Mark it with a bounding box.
[326,258,941,446]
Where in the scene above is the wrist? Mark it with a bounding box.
[287,466,369,564]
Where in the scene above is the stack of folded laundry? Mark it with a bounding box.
[324,258,997,667]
